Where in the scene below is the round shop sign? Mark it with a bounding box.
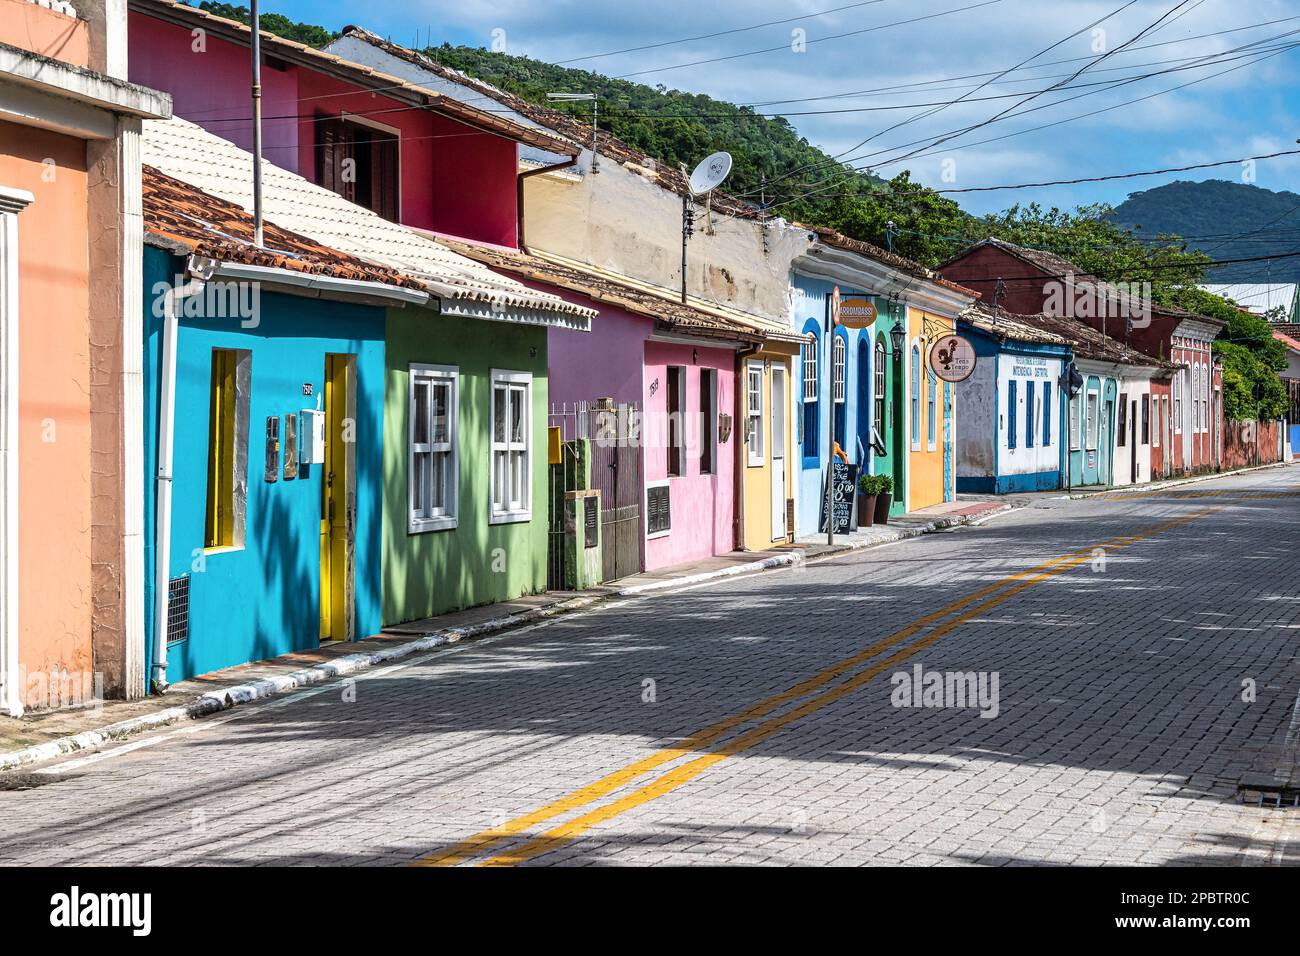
[929,334,976,382]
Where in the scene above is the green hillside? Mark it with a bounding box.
[1111,179,1300,283]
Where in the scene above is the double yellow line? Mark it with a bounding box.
[417,506,1219,867]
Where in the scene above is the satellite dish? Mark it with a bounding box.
[688,151,732,196]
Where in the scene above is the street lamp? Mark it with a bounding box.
[889,317,906,356]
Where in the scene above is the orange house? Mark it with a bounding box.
[0,0,169,713]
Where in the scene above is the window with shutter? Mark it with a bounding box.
[646,483,671,536]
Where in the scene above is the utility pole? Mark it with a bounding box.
[826,287,840,546]
[681,191,694,304]
[250,0,264,247]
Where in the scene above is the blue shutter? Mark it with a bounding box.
[1007,379,1017,450]
[1042,382,1052,446]
[1026,381,1035,449]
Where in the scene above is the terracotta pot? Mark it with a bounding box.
[857,494,877,527]
[873,492,892,525]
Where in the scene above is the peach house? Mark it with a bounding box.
[0,0,169,713]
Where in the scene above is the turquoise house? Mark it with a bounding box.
[140,170,426,687]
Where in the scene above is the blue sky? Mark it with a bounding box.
[258,0,1300,217]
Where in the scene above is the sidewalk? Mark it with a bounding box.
[0,497,1013,771]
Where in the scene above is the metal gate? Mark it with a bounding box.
[548,400,643,586]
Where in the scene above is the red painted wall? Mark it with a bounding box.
[128,14,302,171]
[128,12,519,245]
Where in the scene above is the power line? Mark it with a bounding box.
[613,0,1005,79]
[761,39,1300,211]
[931,148,1300,193]
[739,10,1294,200]
[876,0,1199,170]
[554,0,887,65]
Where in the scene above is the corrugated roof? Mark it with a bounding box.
[432,236,801,346]
[1200,283,1300,316]
[142,116,595,320]
[142,165,425,290]
[129,0,578,157]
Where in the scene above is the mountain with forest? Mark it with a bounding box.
[1110,179,1300,283]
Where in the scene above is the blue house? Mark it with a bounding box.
[141,169,426,687]
[790,231,976,534]
[956,304,1072,494]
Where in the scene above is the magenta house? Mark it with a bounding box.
[438,240,797,578]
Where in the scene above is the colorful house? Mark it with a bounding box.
[0,0,169,712]
[325,21,810,560]
[141,170,424,685]
[940,238,1224,477]
[790,230,976,532]
[435,240,800,577]
[141,117,591,683]
[955,304,1071,494]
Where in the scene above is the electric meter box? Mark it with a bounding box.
[299,408,325,465]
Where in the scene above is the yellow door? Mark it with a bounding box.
[320,354,355,641]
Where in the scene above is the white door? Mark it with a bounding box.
[771,365,787,540]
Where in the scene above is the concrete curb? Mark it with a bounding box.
[0,502,1013,772]
[1068,461,1287,499]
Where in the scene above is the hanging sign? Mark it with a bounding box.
[929,334,976,382]
[838,296,878,329]
[819,459,860,534]
[831,285,842,326]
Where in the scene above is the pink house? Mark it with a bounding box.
[436,240,780,578]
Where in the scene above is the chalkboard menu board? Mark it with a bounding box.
[819,460,860,534]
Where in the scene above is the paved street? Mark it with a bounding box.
[3,466,1299,867]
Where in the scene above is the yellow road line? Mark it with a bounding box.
[477,506,1220,867]
[416,509,1215,867]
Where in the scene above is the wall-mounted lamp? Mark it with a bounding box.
[889,318,906,356]
[692,348,698,364]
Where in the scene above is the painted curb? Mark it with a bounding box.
[0,502,1012,772]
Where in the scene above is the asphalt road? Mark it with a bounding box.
[3,465,1299,866]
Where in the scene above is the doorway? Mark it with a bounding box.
[320,353,356,642]
[771,365,787,540]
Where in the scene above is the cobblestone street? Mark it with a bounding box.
[3,466,1298,867]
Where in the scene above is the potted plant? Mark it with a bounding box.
[856,473,879,527]
[873,474,894,525]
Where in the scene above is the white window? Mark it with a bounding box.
[1173,370,1182,433]
[409,364,458,533]
[832,334,846,404]
[490,369,531,524]
[1069,393,1082,451]
[1086,392,1099,450]
[747,361,765,467]
[1199,363,1209,433]
[802,333,818,401]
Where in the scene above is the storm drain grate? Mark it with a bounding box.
[1237,774,1300,808]
[167,573,190,645]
